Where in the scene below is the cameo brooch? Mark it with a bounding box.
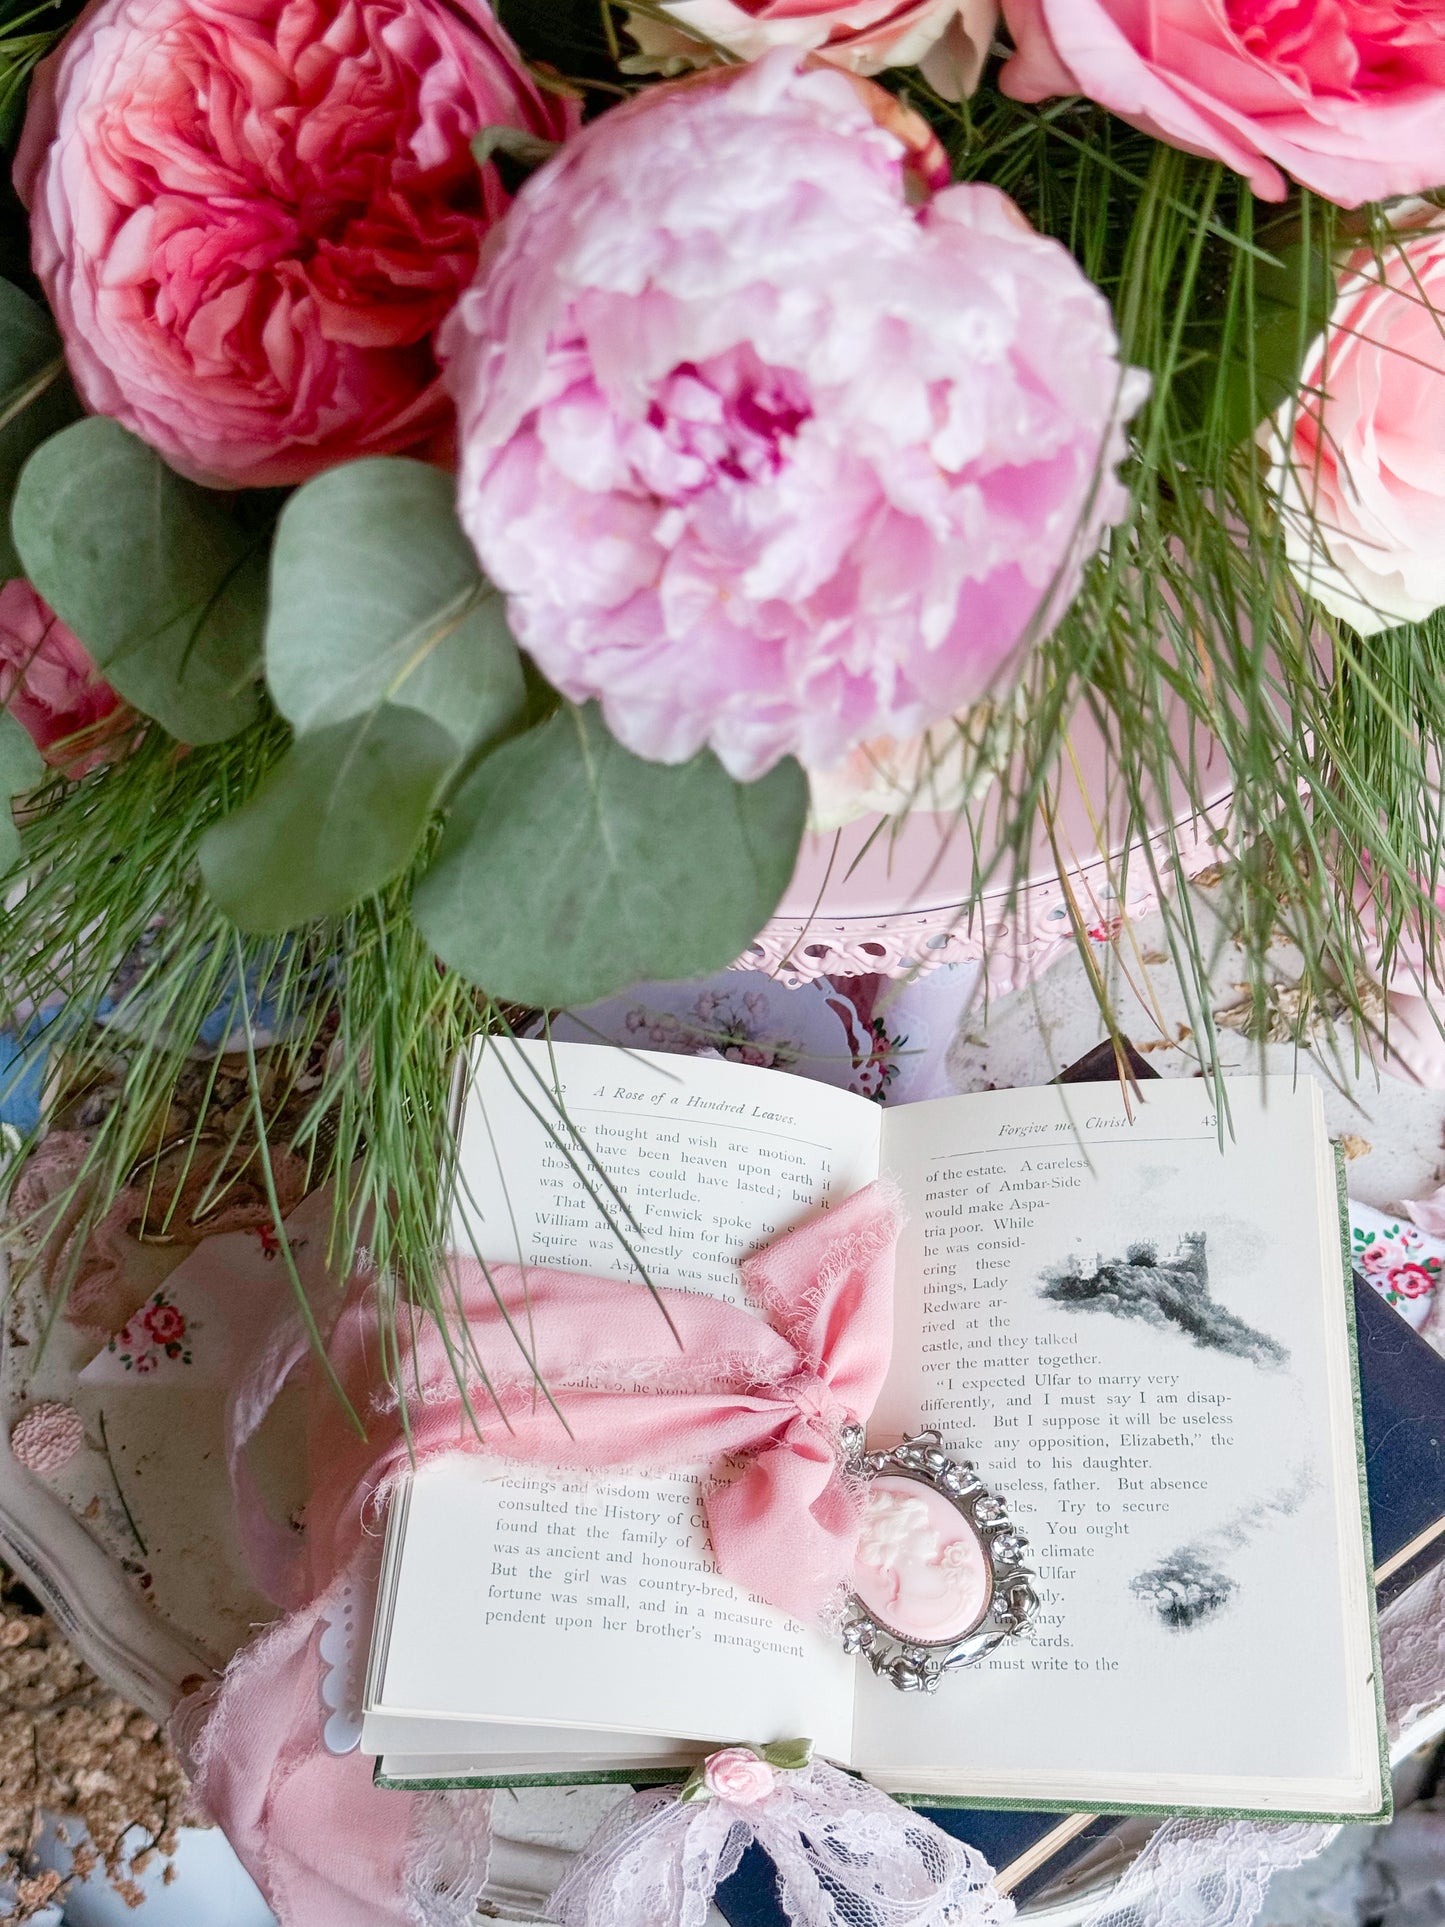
[838,1426,1039,1693]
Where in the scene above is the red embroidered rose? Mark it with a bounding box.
[1386,1260,1437,1300]
[141,1299,186,1346]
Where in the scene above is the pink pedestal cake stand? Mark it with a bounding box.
[740,708,1234,990]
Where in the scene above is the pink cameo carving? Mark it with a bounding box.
[851,1476,991,1643]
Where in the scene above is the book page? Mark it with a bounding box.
[372,1039,882,1761]
[856,1077,1379,1810]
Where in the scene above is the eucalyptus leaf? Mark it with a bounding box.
[266,457,523,755]
[0,277,80,581]
[199,708,458,932]
[12,417,262,743]
[413,704,807,1006]
[0,706,42,871]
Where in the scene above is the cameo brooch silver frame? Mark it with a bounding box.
[837,1426,1039,1693]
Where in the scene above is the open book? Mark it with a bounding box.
[362,1039,1386,1821]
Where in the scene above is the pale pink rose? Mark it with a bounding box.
[999,1,1445,207]
[702,1747,776,1805]
[1266,211,1445,636]
[444,53,1146,781]
[15,0,575,488]
[626,0,998,100]
[0,578,120,771]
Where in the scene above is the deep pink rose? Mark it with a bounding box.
[15,0,575,488]
[0,578,120,771]
[444,53,1146,781]
[628,0,998,99]
[702,1747,776,1804]
[999,1,1445,206]
[1267,211,1445,635]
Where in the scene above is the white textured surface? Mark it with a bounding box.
[944,905,1445,1216]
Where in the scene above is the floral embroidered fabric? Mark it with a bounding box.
[1350,1202,1444,1331]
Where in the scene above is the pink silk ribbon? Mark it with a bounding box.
[189,1182,900,1927]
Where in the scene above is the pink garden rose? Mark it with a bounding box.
[1266,210,1445,635]
[999,1,1445,207]
[625,0,998,100]
[15,0,574,488]
[444,53,1146,781]
[702,1748,776,1805]
[0,578,120,771]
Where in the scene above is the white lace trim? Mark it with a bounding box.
[1382,1561,1445,1746]
[546,1761,1012,1927]
[1076,1816,1337,1927]
[404,1789,493,1927]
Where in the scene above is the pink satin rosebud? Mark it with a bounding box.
[702,1748,777,1805]
[0,578,120,773]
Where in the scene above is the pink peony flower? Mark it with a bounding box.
[444,53,1146,781]
[0,578,120,771]
[702,1747,776,1805]
[625,0,998,100]
[998,1,1445,208]
[15,0,575,488]
[1266,210,1445,636]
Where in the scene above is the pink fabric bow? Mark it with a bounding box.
[190,1183,900,1927]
